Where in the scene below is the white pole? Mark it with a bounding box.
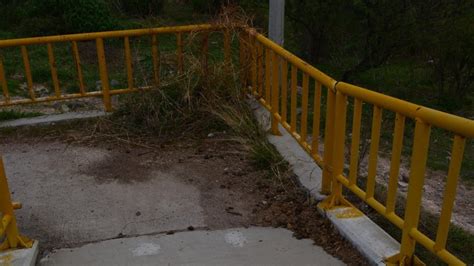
[269,0,285,46]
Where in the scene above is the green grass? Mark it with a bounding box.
[0,110,42,121]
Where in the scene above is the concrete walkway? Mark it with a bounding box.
[39,227,344,266]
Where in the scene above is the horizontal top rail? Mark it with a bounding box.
[337,82,474,138]
[245,28,337,89]
[0,24,219,48]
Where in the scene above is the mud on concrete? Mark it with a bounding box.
[0,121,368,265]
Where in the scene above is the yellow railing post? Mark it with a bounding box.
[47,43,61,98]
[96,38,112,112]
[0,157,32,250]
[321,85,336,194]
[398,119,431,264]
[71,41,86,96]
[0,56,9,103]
[271,51,281,135]
[124,36,134,90]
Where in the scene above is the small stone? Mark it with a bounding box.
[60,104,70,113]
[187,226,194,231]
[262,200,268,205]
[135,211,141,216]
[207,133,214,138]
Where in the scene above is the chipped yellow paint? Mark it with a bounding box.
[335,207,363,219]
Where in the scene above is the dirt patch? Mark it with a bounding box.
[1,122,368,265]
[81,149,156,184]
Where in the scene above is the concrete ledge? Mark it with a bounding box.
[39,227,343,266]
[249,98,400,265]
[0,111,107,128]
[0,241,39,266]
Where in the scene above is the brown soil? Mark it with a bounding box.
[1,121,368,265]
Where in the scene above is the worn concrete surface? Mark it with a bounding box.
[39,227,344,266]
[0,111,107,128]
[1,142,205,249]
[0,241,39,266]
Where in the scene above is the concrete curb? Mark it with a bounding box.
[0,111,108,128]
[249,98,400,265]
[0,240,39,266]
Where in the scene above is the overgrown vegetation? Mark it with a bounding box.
[0,110,41,121]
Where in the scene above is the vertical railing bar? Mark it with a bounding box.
[124,36,134,90]
[290,65,297,132]
[348,98,363,186]
[264,48,271,103]
[280,59,288,124]
[20,46,35,100]
[399,119,431,262]
[434,135,466,252]
[311,81,322,155]
[47,43,61,98]
[96,38,112,112]
[331,90,348,200]
[0,57,9,103]
[271,52,280,135]
[300,73,309,143]
[385,113,406,214]
[151,34,160,88]
[257,43,263,97]
[321,86,337,194]
[366,105,383,199]
[176,32,184,74]
[71,41,86,95]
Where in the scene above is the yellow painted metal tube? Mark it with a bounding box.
[151,35,160,87]
[264,48,271,103]
[330,91,348,200]
[176,33,184,74]
[21,46,35,100]
[321,87,336,194]
[399,119,431,262]
[257,43,263,97]
[250,35,257,93]
[300,74,309,143]
[271,52,280,135]
[47,43,61,97]
[124,37,134,90]
[366,106,382,199]
[434,135,466,252]
[337,82,474,138]
[0,24,219,48]
[409,228,465,265]
[247,28,336,89]
[280,59,288,123]
[385,113,405,214]
[0,157,20,248]
[0,57,9,103]
[310,82,322,156]
[71,41,86,95]
[96,38,112,112]
[348,98,362,186]
[0,214,12,237]
[290,65,297,132]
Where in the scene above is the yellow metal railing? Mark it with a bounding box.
[0,157,32,250]
[0,25,473,265]
[0,24,230,111]
[242,27,474,266]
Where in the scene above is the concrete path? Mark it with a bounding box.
[39,227,344,266]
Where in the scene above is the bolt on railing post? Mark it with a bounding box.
[96,38,112,112]
[321,84,337,194]
[398,119,431,264]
